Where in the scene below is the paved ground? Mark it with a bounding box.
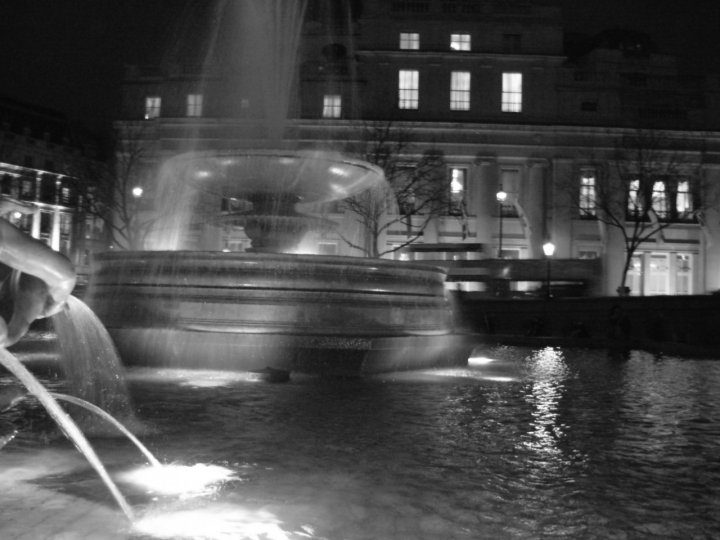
[0,449,132,539]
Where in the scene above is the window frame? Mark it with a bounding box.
[450,33,471,51]
[399,32,420,50]
[579,171,597,217]
[186,94,203,117]
[144,96,161,119]
[398,69,420,110]
[501,72,523,113]
[448,166,467,216]
[322,94,342,118]
[450,71,471,111]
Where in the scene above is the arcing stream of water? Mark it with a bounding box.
[0,346,135,521]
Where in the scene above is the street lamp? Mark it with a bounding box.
[542,241,555,299]
[496,190,507,258]
[132,186,144,198]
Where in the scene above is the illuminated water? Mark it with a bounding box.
[2,346,720,539]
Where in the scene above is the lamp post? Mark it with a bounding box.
[496,190,507,258]
[543,240,555,299]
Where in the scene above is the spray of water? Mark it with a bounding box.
[52,295,135,424]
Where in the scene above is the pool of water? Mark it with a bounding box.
[1,345,719,539]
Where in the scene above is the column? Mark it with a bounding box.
[472,156,496,247]
[520,159,547,259]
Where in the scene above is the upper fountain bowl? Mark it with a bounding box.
[174,149,386,204]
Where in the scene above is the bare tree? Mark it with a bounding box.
[576,129,705,293]
[65,125,157,250]
[339,121,450,258]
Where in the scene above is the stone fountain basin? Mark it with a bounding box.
[175,149,386,203]
[85,251,473,374]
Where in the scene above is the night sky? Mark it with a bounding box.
[1,0,718,134]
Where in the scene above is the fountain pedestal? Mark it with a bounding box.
[86,251,473,375]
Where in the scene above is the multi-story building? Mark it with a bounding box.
[0,95,104,277]
[115,0,720,296]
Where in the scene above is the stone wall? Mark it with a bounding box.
[453,293,720,354]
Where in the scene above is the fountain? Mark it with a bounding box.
[86,151,472,375]
[84,2,474,376]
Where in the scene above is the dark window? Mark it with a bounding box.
[40,176,56,203]
[581,101,598,111]
[502,34,522,53]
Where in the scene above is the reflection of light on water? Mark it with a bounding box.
[127,368,255,388]
[118,463,236,497]
[132,504,292,540]
[469,355,495,366]
[523,347,569,455]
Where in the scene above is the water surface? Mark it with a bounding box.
[1,346,719,539]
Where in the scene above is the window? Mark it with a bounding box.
[398,70,419,109]
[20,177,34,200]
[60,184,72,206]
[187,94,203,117]
[676,253,692,294]
[501,73,522,112]
[448,167,467,215]
[322,94,342,118]
[647,253,670,295]
[579,172,596,216]
[391,1,429,13]
[144,96,161,119]
[676,180,692,217]
[627,179,641,215]
[450,33,471,51]
[399,32,420,50]
[450,71,471,111]
[651,181,667,218]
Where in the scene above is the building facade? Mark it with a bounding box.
[115,0,720,296]
[0,96,105,277]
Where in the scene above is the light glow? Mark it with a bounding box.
[118,463,236,497]
[132,504,291,540]
[469,356,495,366]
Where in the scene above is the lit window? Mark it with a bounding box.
[676,180,692,216]
[187,94,203,117]
[652,181,667,218]
[398,70,419,110]
[450,33,471,51]
[628,179,641,215]
[501,73,522,112]
[448,167,467,215]
[579,172,596,216]
[144,96,161,119]
[450,71,471,111]
[400,32,419,50]
[322,94,342,118]
[676,253,692,294]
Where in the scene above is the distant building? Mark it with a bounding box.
[115,0,720,296]
[0,95,104,277]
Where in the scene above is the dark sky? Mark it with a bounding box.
[1,0,718,135]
